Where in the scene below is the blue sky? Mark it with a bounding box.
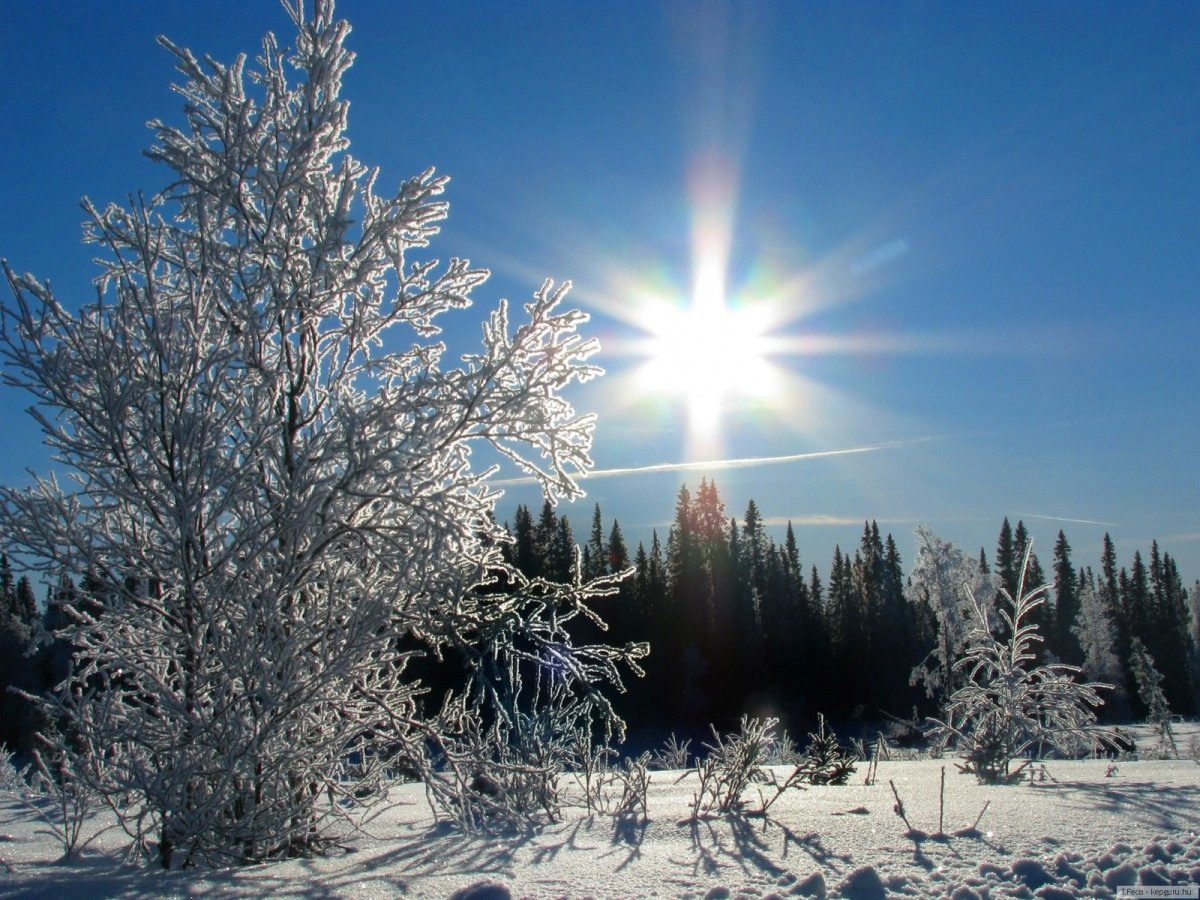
[1,1,1197,583]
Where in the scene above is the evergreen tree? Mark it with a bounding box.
[809,565,824,617]
[740,499,768,626]
[1148,545,1194,713]
[14,577,38,633]
[535,500,560,580]
[1190,580,1200,652]
[1052,531,1083,665]
[995,518,1017,602]
[878,532,917,712]
[647,529,666,619]
[511,504,538,578]
[1129,636,1175,753]
[0,553,13,619]
[607,519,629,576]
[1189,580,1200,712]
[663,486,708,722]
[585,504,607,579]
[554,514,577,583]
[826,545,862,710]
[1124,552,1152,653]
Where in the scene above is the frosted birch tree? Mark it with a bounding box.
[907,526,995,708]
[1072,578,1124,696]
[0,0,641,864]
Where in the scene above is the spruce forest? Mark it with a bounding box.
[488,481,1199,738]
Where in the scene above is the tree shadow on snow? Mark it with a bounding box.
[672,813,838,882]
[770,820,854,876]
[1038,778,1200,833]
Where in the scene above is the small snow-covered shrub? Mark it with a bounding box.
[765,730,802,766]
[802,714,857,785]
[0,736,111,861]
[930,545,1110,784]
[651,733,691,770]
[571,741,650,820]
[681,716,775,818]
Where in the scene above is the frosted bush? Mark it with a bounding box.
[930,545,1110,783]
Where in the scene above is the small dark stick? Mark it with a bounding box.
[888,779,913,831]
[971,799,991,831]
[938,766,945,835]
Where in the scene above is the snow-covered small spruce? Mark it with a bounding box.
[0,0,643,865]
[929,543,1111,783]
[1128,637,1177,757]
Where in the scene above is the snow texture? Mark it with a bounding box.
[2,754,1198,898]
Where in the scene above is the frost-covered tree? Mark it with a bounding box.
[907,526,996,707]
[1072,576,1125,710]
[1129,637,1175,756]
[931,544,1110,783]
[0,1,641,863]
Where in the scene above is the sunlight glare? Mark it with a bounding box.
[638,291,778,445]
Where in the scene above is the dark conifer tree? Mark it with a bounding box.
[553,514,576,582]
[607,519,629,575]
[1052,530,1083,665]
[0,554,13,618]
[1149,545,1195,713]
[511,503,538,578]
[647,529,666,616]
[664,485,710,723]
[878,532,918,712]
[14,577,38,633]
[585,503,607,579]
[740,499,768,628]
[995,517,1017,602]
[825,545,855,711]
[0,555,42,752]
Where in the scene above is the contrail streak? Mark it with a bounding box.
[493,440,928,487]
[1022,513,1119,528]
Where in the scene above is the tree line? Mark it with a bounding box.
[494,479,1199,737]
[3,477,1198,754]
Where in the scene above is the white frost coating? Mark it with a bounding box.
[0,0,638,865]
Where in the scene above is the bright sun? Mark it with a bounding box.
[637,273,778,446]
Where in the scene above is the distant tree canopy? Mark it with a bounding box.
[496,482,1197,735]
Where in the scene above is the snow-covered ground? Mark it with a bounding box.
[2,740,1199,898]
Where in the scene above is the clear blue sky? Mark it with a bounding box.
[1,1,1197,584]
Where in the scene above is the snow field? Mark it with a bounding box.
[2,758,1198,898]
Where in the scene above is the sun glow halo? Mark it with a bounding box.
[638,294,777,442]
